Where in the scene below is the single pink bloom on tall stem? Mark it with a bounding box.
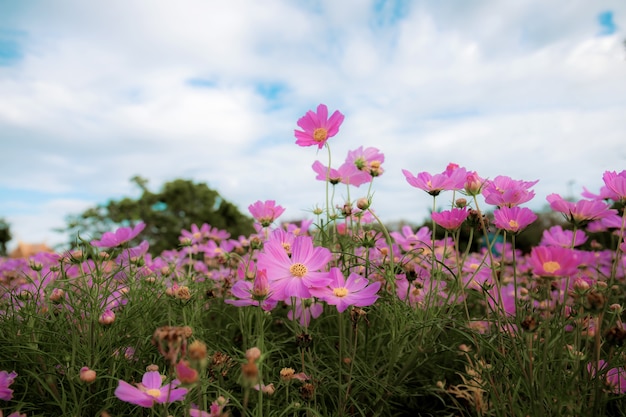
[493,206,537,234]
[312,160,371,187]
[257,234,332,300]
[91,222,146,248]
[309,267,381,313]
[528,246,580,279]
[390,225,432,252]
[546,193,616,227]
[482,176,538,207]
[602,170,626,202]
[464,171,485,196]
[346,146,385,177]
[540,225,587,248]
[402,166,466,196]
[431,207,469,231]
[248,200,286,228]
[114,371,187,407]
[295,104,344,149]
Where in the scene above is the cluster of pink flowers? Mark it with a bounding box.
[0,103,624,413]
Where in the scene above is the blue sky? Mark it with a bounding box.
[1,0,625,250]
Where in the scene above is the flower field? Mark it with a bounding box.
[1,105,625,417]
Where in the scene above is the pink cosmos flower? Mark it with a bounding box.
[602,170,626,202]
[248,200,286,228]
[91,222,146,248]
[581,185,620,202]
[225,269,278,311]
[309,268,381,313]
[114,371,187,408]
[528,246,580,278]
[540,225,588,248]
[431,207,469,231]
[312,160,371,187]
[588,360,626,394]
[493,206,537,234]
[482,176,538,207]
[256,234,332,300]
[464,171,485,196]
[190,398,229,417]
[287,297,324,326]
[295,104,344,149]
[346,146,385,177]
[402,167,466,196]
[180,223,212,245]
[546,193,616,227]
[443,163,468,188]
[390,225,432,253]
[0,370,17,400]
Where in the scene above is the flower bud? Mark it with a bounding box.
[245,347,262,363]
[99,309,115,325]
[175,360,199,384]
[356,197,370,210]
[79,366,96,383]
[189,340,208,361]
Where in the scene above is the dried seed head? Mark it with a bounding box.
[189,340,208,361]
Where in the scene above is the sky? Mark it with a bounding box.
[1,0,625,251]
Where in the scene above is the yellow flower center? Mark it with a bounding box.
[543,261,561,274]
[508,219,519,230]
[313,127,328,142]
[282,243,291,254]
[146,388,161,399]
[289,263,308,278]
[333,287,349,297]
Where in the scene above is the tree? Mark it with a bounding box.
[62,177,255,255]
[0,218,11,257]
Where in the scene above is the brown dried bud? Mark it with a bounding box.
[300,383,315,401]
[604,326,626,347]
[189,340,208,361]
[242,362,258,382]
[585,291,606,313]
[296,333,313,349]
[521,316,538,332]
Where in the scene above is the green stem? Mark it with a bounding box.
[337,310,345,414]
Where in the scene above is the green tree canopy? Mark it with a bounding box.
[63,177,255,255]
[0,218,12,257]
